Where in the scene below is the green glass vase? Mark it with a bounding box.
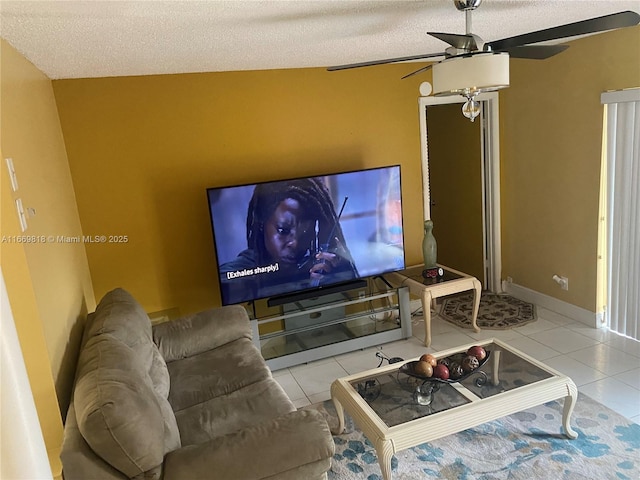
[422,220,437,268]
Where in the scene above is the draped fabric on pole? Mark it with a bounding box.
[601,89,640,341]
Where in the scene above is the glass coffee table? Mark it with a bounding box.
[387,264,482,346]
[330,338,578,480]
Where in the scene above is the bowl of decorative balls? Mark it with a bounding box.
[400,346,490,384]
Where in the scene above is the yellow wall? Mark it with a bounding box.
[0,39,95,474]
[426,102,484,282]
[51,25,640,319]
[52,66,428,315]
[501,26,640,311]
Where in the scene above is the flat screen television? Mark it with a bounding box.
[206,165,405,306]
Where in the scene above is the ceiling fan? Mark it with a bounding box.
[327,0,640,120]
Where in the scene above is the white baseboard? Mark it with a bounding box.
[504,282,605,329]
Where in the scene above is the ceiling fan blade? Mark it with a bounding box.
[428,32,478,50]
[327,52,446,71]
[401,64,433,79]
[502,44,570,60]
[487,10,640,51]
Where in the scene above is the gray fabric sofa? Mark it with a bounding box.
[61,288,334,479]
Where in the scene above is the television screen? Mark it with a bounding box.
[207,165,405,306]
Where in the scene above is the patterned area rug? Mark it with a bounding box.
[440,292,536,330]
[306,394,639,480]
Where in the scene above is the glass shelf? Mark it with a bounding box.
[246,276,411,369]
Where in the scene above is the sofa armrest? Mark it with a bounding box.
[152,305,252,362]
[163,409,334,480]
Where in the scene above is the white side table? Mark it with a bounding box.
[388,264,481,346]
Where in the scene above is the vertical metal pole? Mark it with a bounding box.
[398,286,412,339]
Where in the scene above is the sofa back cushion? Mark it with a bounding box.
[73,288,180,478]
[83,288,154,368]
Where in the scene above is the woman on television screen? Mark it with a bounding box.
[219,177,359,305]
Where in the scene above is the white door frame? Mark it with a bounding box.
[418,93,502,292]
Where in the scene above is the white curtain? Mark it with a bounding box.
[601,89,640,341]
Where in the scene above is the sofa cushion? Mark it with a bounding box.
[167,337,270,412]
[84,288,155,372]
[152,305,252,362]
[74,334,181,478]
[175,378,295,446]
[84,286,172,398]
[163,410,334,480]
[60,404,129,480]
[150,346,171,399]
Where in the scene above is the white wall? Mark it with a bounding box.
[1,269,53,480]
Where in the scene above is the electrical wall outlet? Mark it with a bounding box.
[502,276,513,292]
[552,275,569,291]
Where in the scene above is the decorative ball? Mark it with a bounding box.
[432,364,450,380]
[461,355,480,373]
[467,345,487,361]
[420,353,438,367]
[449,362,464,379]
[414,361,433,377]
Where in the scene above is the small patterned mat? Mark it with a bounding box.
[440,292,536,329]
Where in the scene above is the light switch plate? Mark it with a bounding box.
[15,198,28,231]
[5,158,19,191]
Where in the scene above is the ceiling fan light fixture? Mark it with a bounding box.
[461,97,481,122]
[432,52,510,97]
[454,0,483,11]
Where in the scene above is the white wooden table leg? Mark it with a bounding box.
[422,290,433,347]
[491,350,501,386]
[331,388,345,435]
[374,439,395,480]
[470,278,482,333]
[562,381,579,439]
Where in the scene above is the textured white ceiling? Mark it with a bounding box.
[1,0,638,79]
